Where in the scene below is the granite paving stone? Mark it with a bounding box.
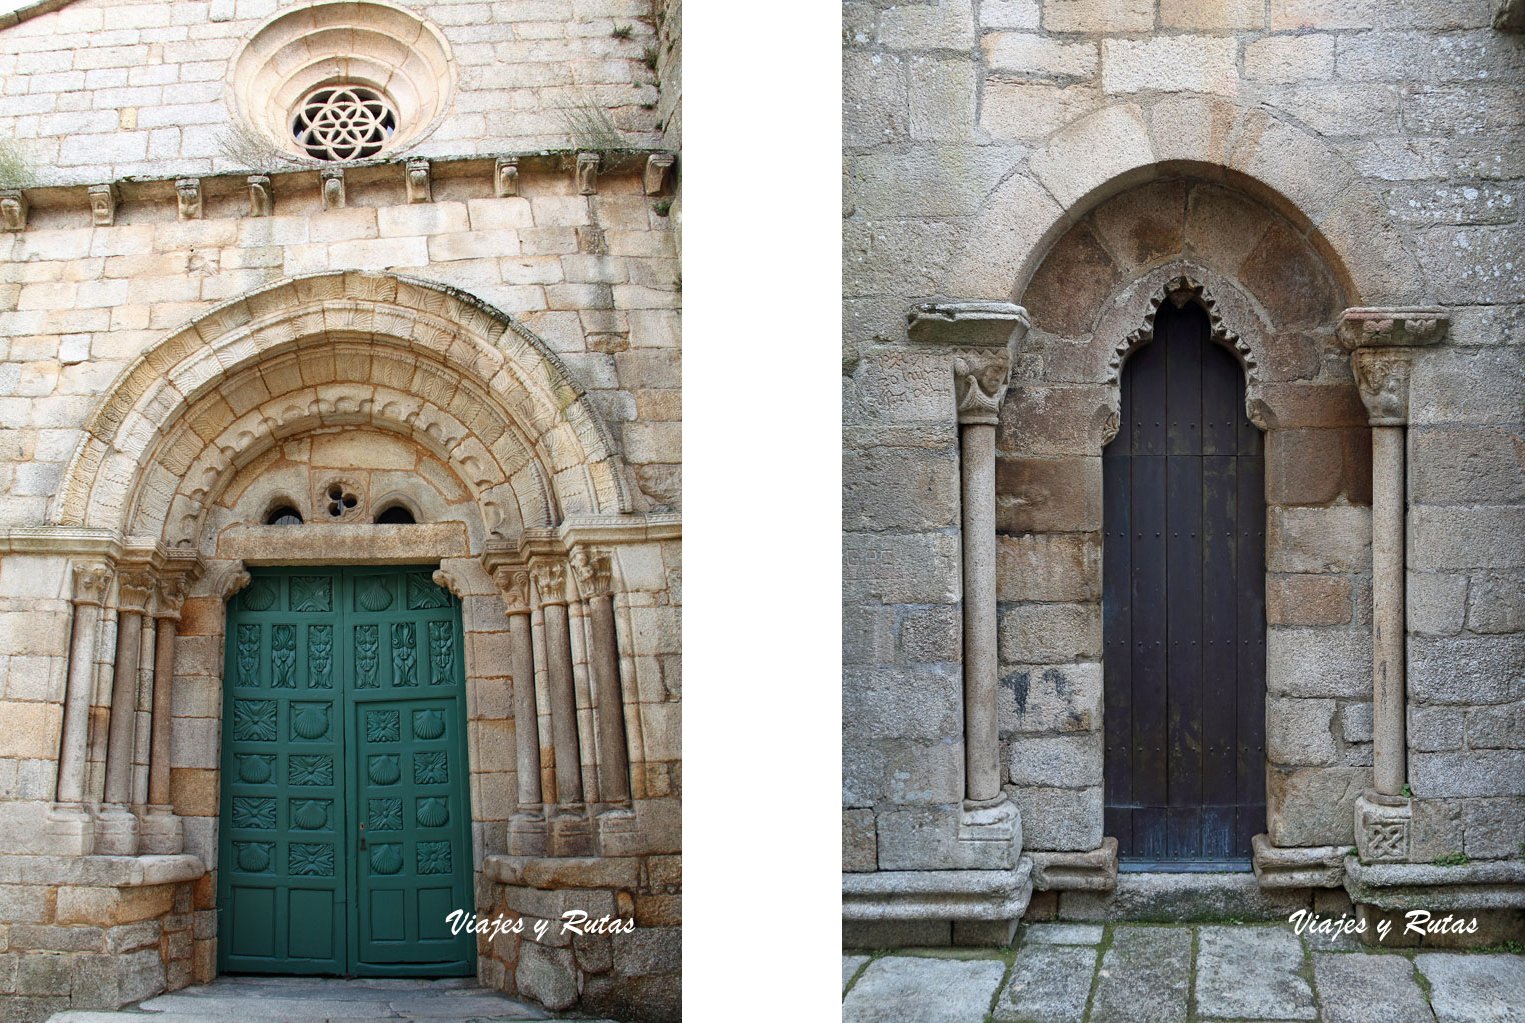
[1312,952,1435,1023]
[992,943,1097,1023]
[1021,923,1105,945]
[1415,952,1525,1023]
[841,955,1009,1023]
[844,954,871,991]
[1088,926,1192,1023]
[1195,925,1316,1020]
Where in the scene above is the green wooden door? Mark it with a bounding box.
[219,567,474,977]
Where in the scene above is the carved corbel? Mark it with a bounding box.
[1337,307,1449,350]
[320,168,345,211]
[247,174,273,218]
[405,159,431,203]
[0,189,28,232]
[570,548,613,598]
[576,152,600,196]
[207,561,252,601]
[493,567,532,614]
[72,561,113,606]
[494,156,519,197]
[88,183,118,226]
[530,560,569,606]
[953,355,1011,426]
[431,568,466,601]
[1352,348,1415,427]
[643,152,675,196]
[175,178,202,220]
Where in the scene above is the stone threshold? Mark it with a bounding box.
[843,859,1035,921]
[1,149,677,233]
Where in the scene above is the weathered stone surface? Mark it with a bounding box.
[1410,507,1525,570]
[992,942,1096,1022]
[1088,926,1191,1023]
[1102,35,1240,95]
[1411,750,1525,798]
[844,446,961,532]
[1410,427,1525,504]
[998,602,1101,665]
[995,455,1102,533]
[1022,922,1103,944]
[1266,628,1371,699]
[842,955,1009,1023]
[1023,223,1122,339]
[1415,953,1525,1023]
[1408,634,1525,705]
[1265,428,1370,507]
[1063,872,1311,922]
[1314,952,1434,1023]
[1008,733,1103,787]
[1195,925,1315,1020]
[844,954,870,991]
[998,663,1102,735]
[1266,574,1354,627]
[1267,507,1371,574]
[1013,786,1103,851]
[1267,697,1338,765]
[996,533,1101,603]
[844,809,879,872]
[1468,571,1525,634]
[1267,765,1367,845]
[1408,572,1469,636]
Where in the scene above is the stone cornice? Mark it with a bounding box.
[1336,307,1449,350]
[1,150,678,228]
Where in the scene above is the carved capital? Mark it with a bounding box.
[1337,307,1449,350]
[530,560,568,606]
[88,183,117,227]
[247,174,273,218]
[0,189,28,232]
[953,355,1010,426]
[320,168,345,211]
[576,152,600,196]
[570,548,613,598]
[405,158,432,203]
[1352,347,1415,427]
[72,561,113,606]
[116,570,155,613]
[154,573,191,619]
[495,156,519,197]
[493,568,532,614]
[175,178,202,220]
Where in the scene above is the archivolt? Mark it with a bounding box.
[53,271,634,541]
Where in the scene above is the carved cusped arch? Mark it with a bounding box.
[54,272,634,544]
[1106,275,1258,389]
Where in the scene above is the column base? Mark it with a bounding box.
[1354,791,1412,864]
[44,803,95,856]
[548,807,593,857]
[1030,838,1119,892]
[138,805,183,855]
[1250,834,1347,888]
[508,811,547,857]
[93,805,140,856]
[955,795,1023,870]
[594,805,640,857]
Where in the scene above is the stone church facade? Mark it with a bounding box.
[844,1,1523,943]
[0,1,680,1020]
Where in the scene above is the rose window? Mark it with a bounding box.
[291,85,398,161]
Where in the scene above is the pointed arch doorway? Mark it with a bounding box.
[1102,297,1267,869]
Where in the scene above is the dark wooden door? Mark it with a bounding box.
[1102,300,1266,867]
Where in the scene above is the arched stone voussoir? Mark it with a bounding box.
[54,270,634,533]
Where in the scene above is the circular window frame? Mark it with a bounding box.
[290,82,401,162]
[227,0,456,166]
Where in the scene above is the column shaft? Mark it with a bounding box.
[508,610,543,811]
[587,592,631,805]
[57,598,104,804]
[147,616,178,807]
[104,610,144,806]
[960,420,1000,804]
[1371,425,1407,796]
[543,600,583,807]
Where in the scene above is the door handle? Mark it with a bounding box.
[359,822,366,850]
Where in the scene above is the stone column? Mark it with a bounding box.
[1339,307,1447,863]
[55,562,112,809]
[497,567,547,856]
[98,570,153,854]
[572,548,632,807]
[142,573,190,854]
[533,558,591,855]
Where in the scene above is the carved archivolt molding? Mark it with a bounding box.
[1102,275,1265,443]
[55,272,634,544]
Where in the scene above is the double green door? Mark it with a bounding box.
[218,567,474,976]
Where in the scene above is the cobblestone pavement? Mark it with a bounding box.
[843,923,1525,1023]
[43,975,618,1023]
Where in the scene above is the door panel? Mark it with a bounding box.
[219,567,473,976]
[1103,300,1267,867]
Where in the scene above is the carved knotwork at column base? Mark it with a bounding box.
[508,812,547,857]
[548,810,593,857]
[955,796,1024,871]
[1354,792,1412,864]
[138,805,184,855]
[92,805,140,856]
